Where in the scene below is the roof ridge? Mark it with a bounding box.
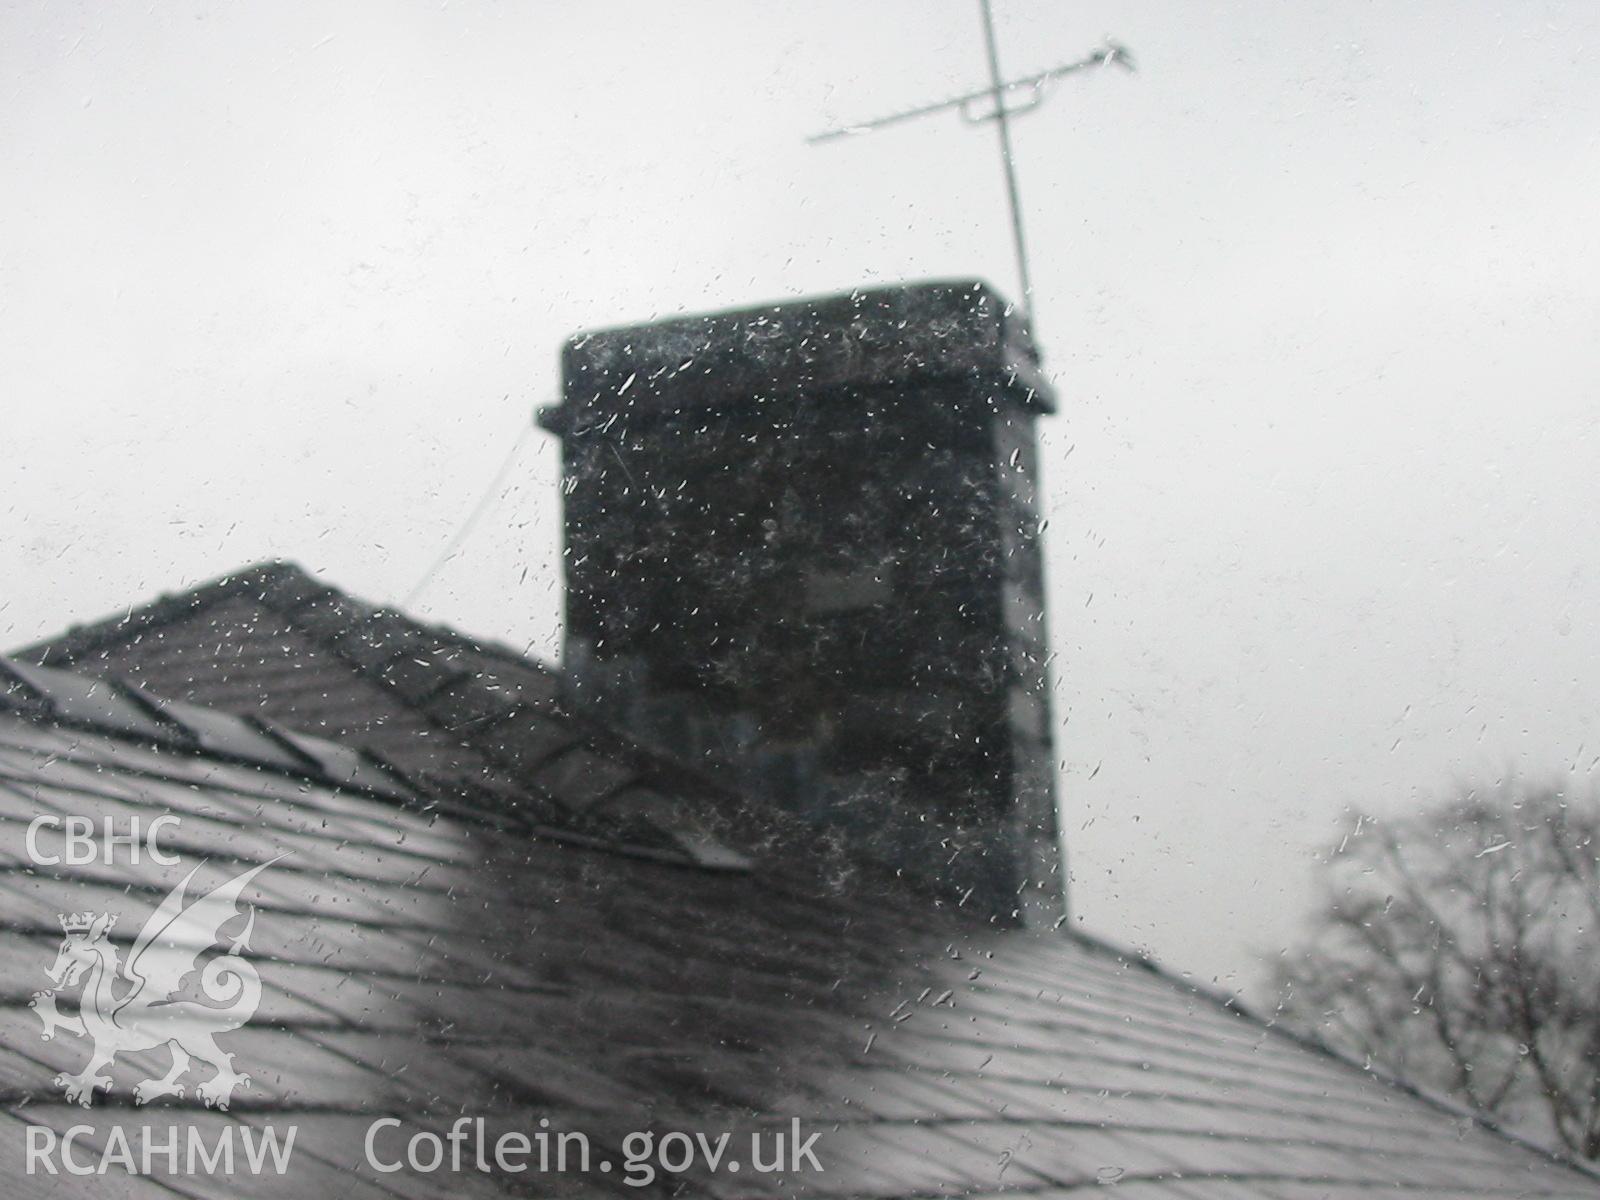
[233,568,750,820]
[18,561,755,873]
[14,560,326,666]
[125,563,756,869]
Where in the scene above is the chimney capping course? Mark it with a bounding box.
[542,279,1054,436]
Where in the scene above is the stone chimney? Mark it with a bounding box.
[539,281,1063,926]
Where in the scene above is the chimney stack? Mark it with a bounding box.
[540,281,1063,925]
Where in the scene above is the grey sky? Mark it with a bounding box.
[4,0,1598,997]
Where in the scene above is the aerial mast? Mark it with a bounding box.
[809,1,1133,328]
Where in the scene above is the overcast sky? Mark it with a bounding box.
[4,0,1598,998]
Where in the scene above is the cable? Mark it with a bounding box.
[402,424,533,609]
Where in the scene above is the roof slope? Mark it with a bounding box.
[0,667,1593,1198]
[10,575,1600,1197]
[22,563,751,871]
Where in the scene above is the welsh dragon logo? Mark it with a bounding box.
[27,858,281,1109]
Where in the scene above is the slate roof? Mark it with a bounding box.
[5,569,1598,1198]
[22,563,753,874]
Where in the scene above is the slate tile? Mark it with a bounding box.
[370,653,470,708]
[481,709,585,776]
[533,750,637,812]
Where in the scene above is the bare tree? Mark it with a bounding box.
[1273,784,1600,1158]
